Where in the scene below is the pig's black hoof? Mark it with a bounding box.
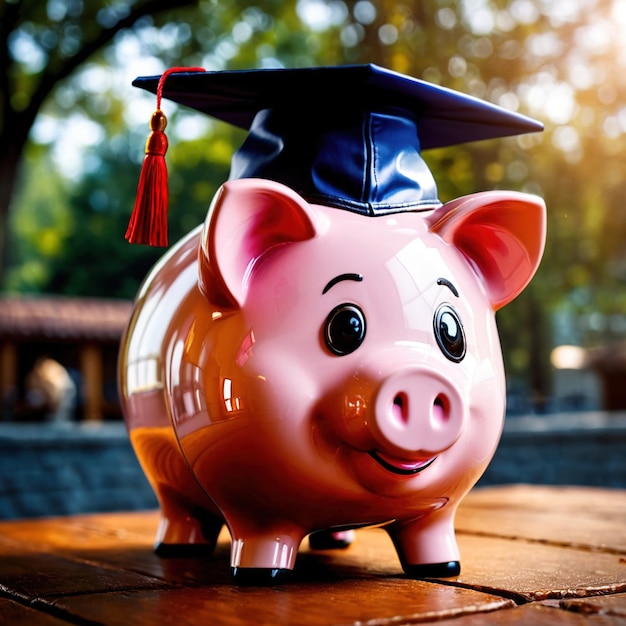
[230,567,292,586]
[154,542,216,558]
[309,530,354,550]
[404,561,460,579]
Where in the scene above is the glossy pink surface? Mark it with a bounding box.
[119,178,546,579]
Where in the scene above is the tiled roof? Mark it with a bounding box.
[0,295,132,342]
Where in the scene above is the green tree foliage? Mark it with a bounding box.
[9,124,241,298]
[1,0,205,282]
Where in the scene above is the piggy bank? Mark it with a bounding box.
[119,174,545,584]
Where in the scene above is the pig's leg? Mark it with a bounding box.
[308,529,354,550]
[154,491,224,558]
[386,510,461,578]
[228,524,305,585]
[128,424,223,556]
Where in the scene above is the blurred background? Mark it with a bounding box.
[0,0,625,517]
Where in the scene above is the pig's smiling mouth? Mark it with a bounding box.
[369,451,437,475]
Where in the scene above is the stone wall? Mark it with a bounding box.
[479,411,626,488]
[0,423,157,519]
[1,412,625,520]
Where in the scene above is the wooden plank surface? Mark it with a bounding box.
[557,592,626,617]
[46,581,515,626]
[0,485,624,625]
[0,598,68,626]
[456,485,626,553]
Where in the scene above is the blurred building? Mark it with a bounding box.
[586,342,626,411]
[0,295,131,421]
[550,342,626,412]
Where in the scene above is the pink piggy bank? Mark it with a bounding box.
[119,176,545,584]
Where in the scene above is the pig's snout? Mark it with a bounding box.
[371,367,466,458]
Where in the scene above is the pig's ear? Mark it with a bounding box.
[427,191,546,310]
[198,178,317,307]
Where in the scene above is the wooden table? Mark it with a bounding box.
[1,485,625,625]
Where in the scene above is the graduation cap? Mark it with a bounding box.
[126,64,543,246]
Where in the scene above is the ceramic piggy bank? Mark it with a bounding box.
[119,65,546,584]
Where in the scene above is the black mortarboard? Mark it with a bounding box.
[131,64,542,226]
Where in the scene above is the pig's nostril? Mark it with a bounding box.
[432,395,449,426]
[392,393,409,425]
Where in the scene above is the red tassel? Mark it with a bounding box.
[125,110,169,246]
[125,66,205,246]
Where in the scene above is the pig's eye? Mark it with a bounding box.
[324,303,366,356]
[434,304,466,362]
